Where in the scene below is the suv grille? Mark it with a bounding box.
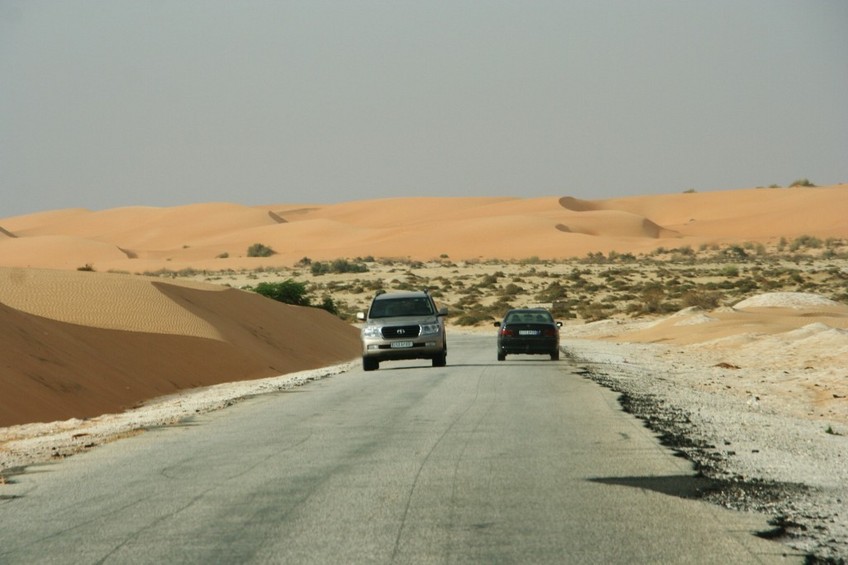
[382,325,421,339]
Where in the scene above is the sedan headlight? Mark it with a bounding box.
[419,323,440,336]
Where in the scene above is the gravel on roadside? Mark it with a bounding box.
[562,337,848,563]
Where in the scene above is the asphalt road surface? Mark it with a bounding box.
[0,334,796,564]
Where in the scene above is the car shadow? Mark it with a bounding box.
[371,361,563,371]
[588,474,717,500]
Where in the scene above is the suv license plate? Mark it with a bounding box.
[391,341,414,348]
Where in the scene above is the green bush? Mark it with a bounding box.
[720,265,740,277]
[681,290,722,310]
[252,280,310,306]
[310,258,368,275]
[789,235,822,251]
[318,296,339,315]
[247,243,275,257]
[789,178,816,187]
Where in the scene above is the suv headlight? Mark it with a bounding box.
[362,326,381,339]
[420,322,440,336]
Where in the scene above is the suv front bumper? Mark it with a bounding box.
[361,328,446,361]
[362,323,445,361]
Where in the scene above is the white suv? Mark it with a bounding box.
[356,290,448,371]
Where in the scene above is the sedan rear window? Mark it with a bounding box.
[506,311,553,324]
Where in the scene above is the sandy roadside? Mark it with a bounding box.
[557,319,848,562]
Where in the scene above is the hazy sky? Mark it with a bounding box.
[2,1,846,218]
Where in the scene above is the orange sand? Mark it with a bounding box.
[2,186,845,271]
[1,185,846,427]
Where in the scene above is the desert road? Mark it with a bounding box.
[0,334,795,564]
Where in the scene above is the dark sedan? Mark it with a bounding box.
[495,308,562,361]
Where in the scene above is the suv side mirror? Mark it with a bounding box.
[438,307,448,317]
[356,312,366,321]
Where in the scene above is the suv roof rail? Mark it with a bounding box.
[375,289,386,296]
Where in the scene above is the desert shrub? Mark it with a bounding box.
[732,277,759,293]
[333,258,369,273]
[318,296,339,315]
[719,246,748,260]
[536,281,568,302]
[247,243,275,257]
[310,258,368,275]
[789,235,822,251]
[500,283,523,296]
[550,300,576,319]
[576,301,615,322]
[251,280,310,306]
[77,263,95,272]
[720,265,740,277]
[584,251,607,264]
[478,273,502,288]
[681,289,722,310]
[789,178,816,187]
[567,270,590,287]
[311,262,330,275]
[639,285,666,314]
[216,252,229,259]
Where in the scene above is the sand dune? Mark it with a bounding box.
[1,185,847,428]
[0,235,133,270]
[558,196,601,212]
[2,186,845,272]
[555,211,680,238]
[0,267,360,427]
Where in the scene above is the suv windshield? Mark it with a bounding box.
[369,297,434,319]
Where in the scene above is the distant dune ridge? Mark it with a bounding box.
[1,185,847,428]
[2,186,846,272]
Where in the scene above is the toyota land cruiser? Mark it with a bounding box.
[356,290,448,371]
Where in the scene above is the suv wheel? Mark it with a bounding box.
[432,352,446,367]
[363,357,379,371]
